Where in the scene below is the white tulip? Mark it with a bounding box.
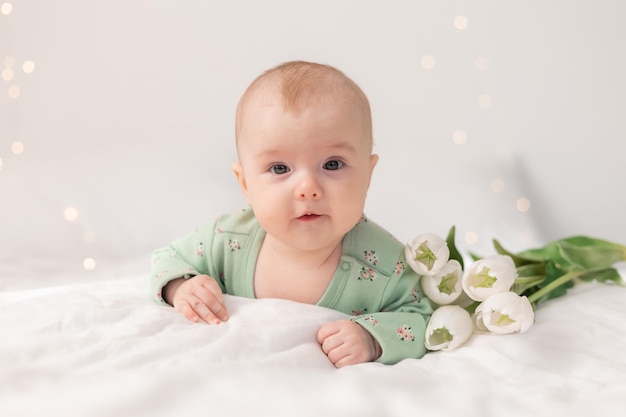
[474,291,535,334]
[421,259,464,305]
[462,254,516,301]
[425,305,474,351]
[405,233,450,276]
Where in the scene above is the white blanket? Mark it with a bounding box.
[2,272,625,417]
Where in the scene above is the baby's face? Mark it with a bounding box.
[233,92,378,253]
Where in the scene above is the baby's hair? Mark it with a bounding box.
[235,60,373,149]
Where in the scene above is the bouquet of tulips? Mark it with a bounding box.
[405,227,626,351]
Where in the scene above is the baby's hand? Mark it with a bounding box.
[165,275,229,325]
[317,319,382,367]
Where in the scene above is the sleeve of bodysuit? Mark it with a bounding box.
[149,220,223,305]
[351,266,433,365]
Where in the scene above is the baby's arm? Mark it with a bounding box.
[164,275,229,325]
[316,264,433,366]
[349,276,432,364]
[317,320,382,367]
[150,220,229,324]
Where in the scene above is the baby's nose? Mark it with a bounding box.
[295,175,322,200]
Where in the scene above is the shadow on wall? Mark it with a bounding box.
[367,151,546,259]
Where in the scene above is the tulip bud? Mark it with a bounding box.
[462,254,516,301]
[474,291,534,334]
[425,305,474,351]
[405,233,450,276]
[421,259,464,305]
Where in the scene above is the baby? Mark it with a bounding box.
[150,60,432,366]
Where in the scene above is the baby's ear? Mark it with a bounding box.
[370,153,379,172]
[368,153,379,186]
[232,162,250,202]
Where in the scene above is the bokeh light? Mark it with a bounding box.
[22,60,35,73]
[11,141,24,154]
[2,68,13,81]
[490,178,505,193]
[8,84,20,99]
[465,231,478,245]
[83,258,96,270]
[0,2,12,16]
[454,16,468,30]
[452,130,467,145]
[516,197,531,212]
[64,207,79,222]
[478,94,492,109]
[421,55,436,70]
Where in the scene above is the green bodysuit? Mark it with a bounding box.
[150,208,433,364]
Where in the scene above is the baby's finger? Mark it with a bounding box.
[326,344,351,367]
[197,282,229,322]
[332,352,356,368]
[178,300,201,323]
[321,335,343,355]
[188,294,225,325]
[316,321,341,344]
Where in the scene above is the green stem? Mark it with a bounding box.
[514,275,544,286]
[527,270,584,304]
[513,275,545,294]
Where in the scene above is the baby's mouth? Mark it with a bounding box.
[297,213,321,221]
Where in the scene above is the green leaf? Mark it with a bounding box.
[445,225,464,269]
[492,239,537,267]
[560,235,626,250]
[579,268,624,285]
[516,262,546,277]
[468,252,482,262]
[557,240,626,270]
[516,243,570,267]
[464,301,480,315]
[517,235,626,272]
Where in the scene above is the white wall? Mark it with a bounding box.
[1,1,625,283]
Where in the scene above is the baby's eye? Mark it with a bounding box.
[270,164,290,175]
[323,159,344,171]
